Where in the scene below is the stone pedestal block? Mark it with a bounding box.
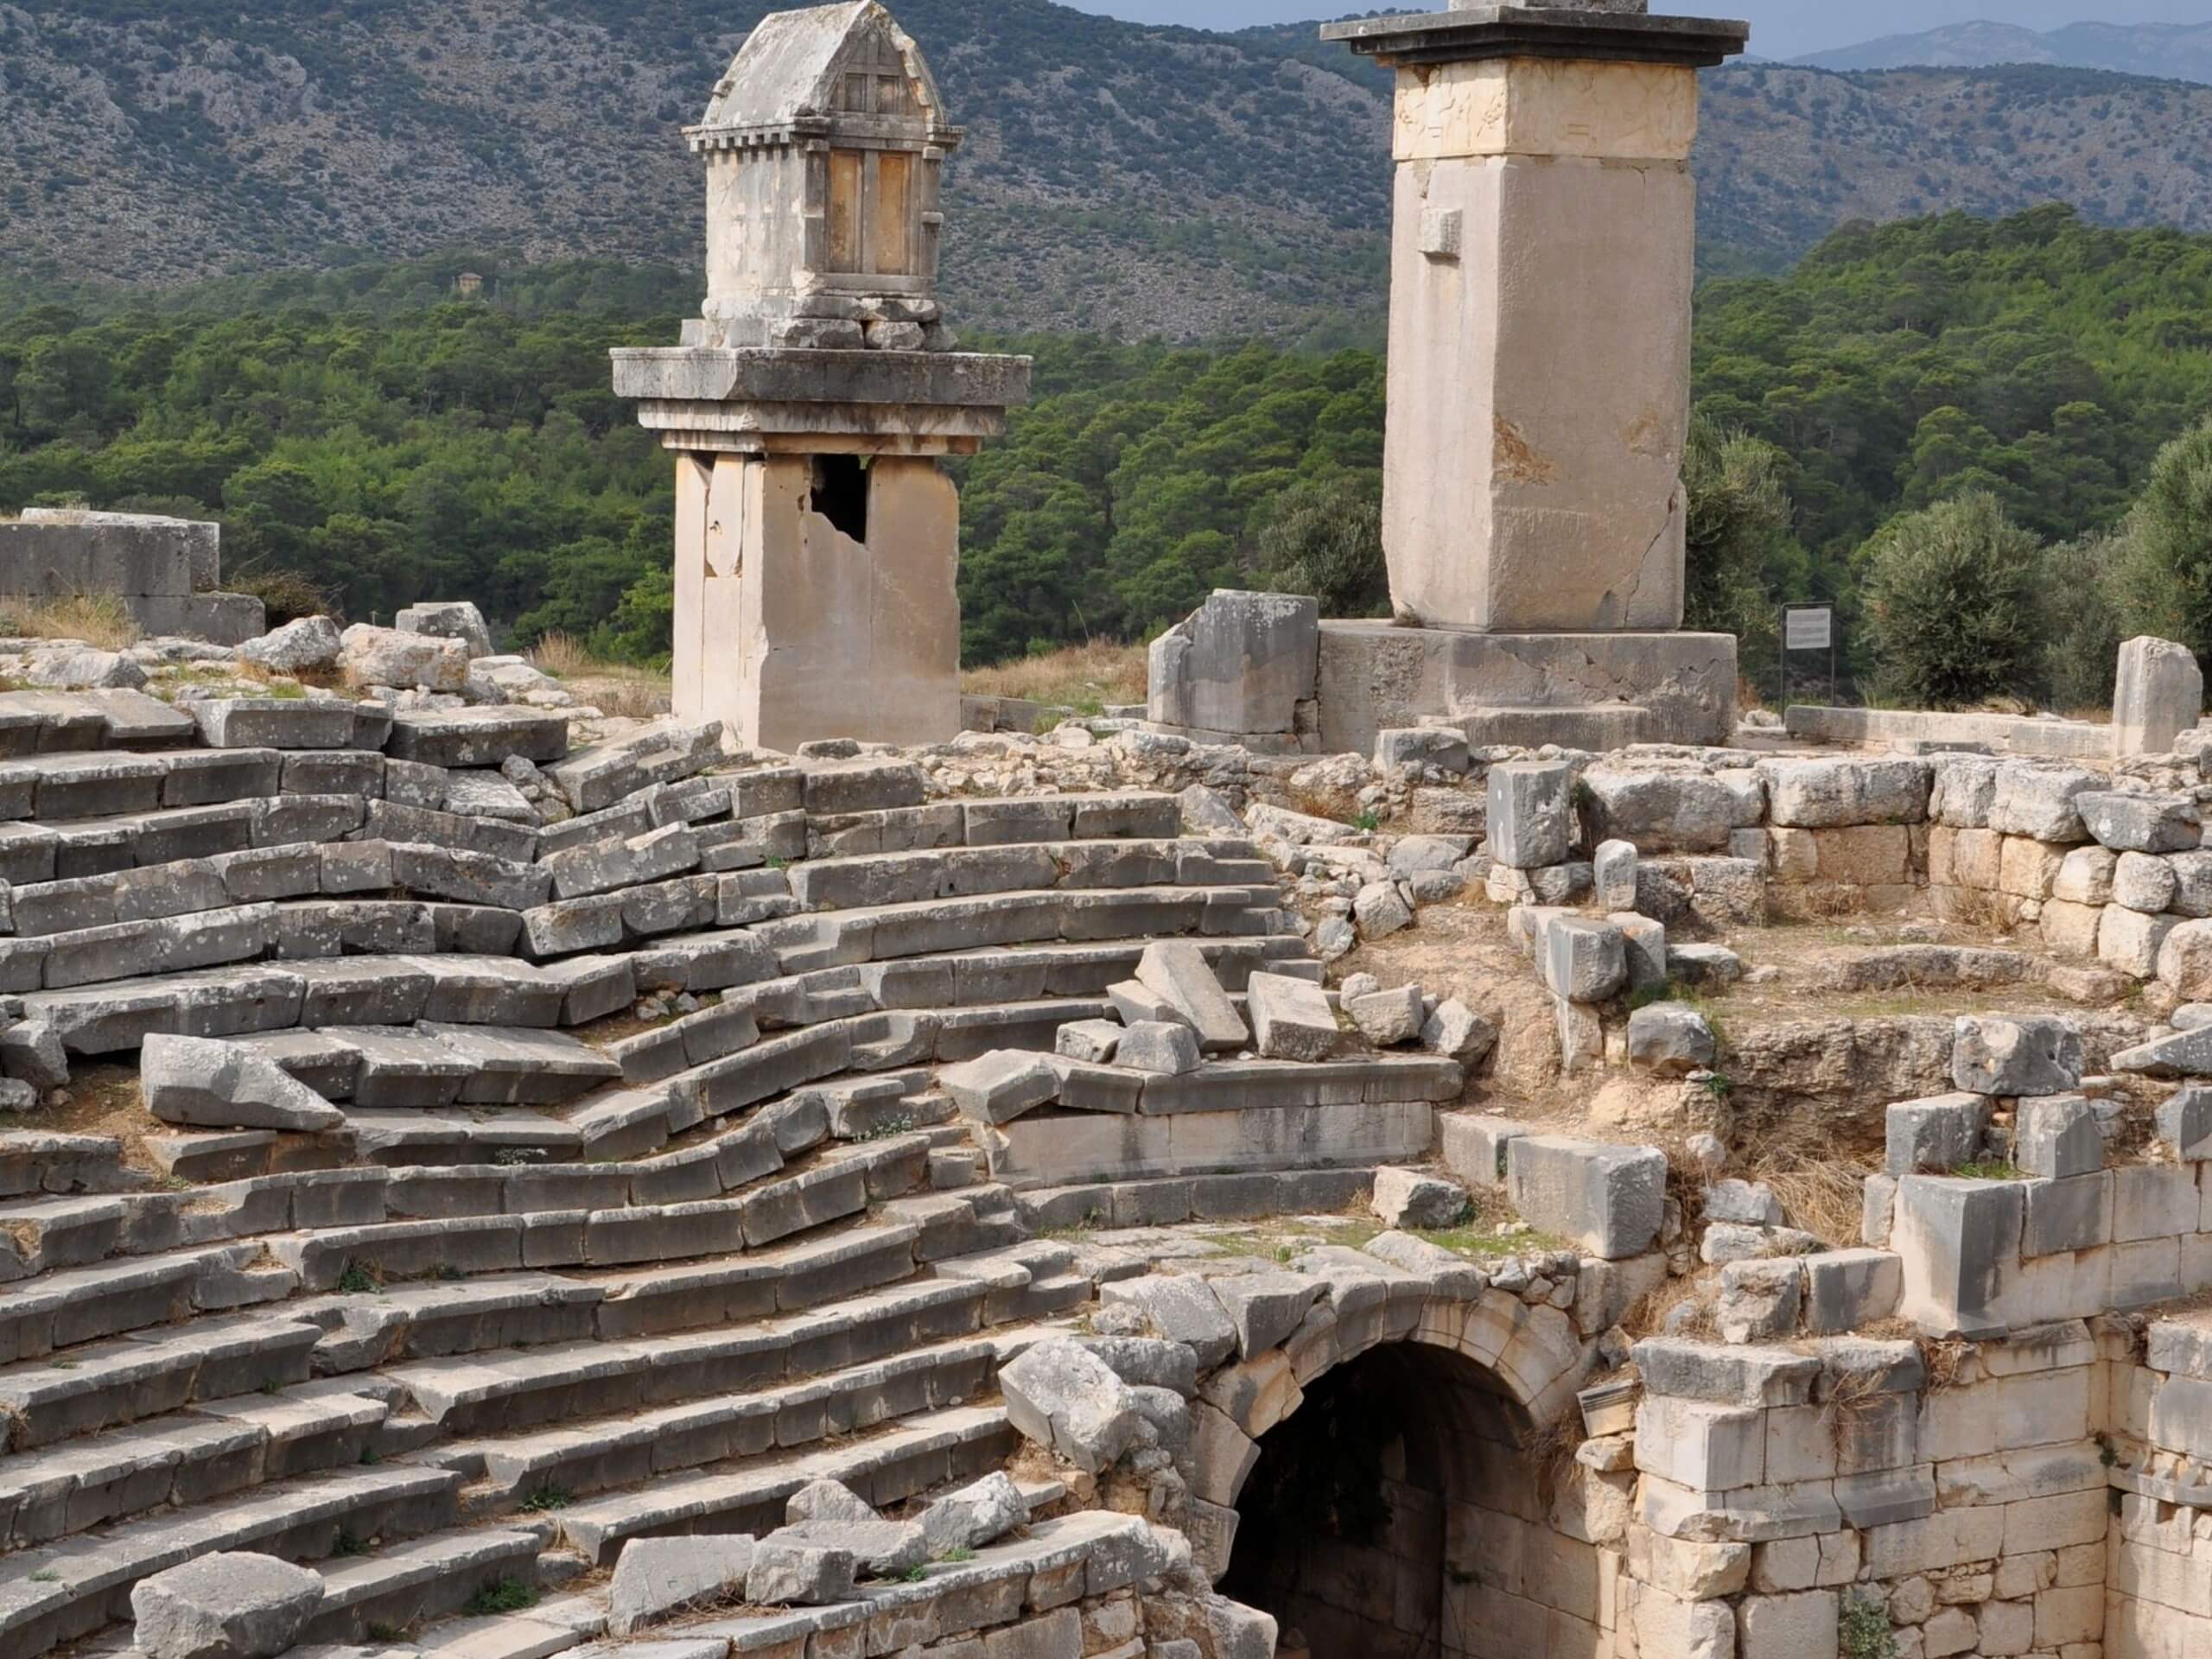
[1314,621,1736,757]
[2113,634,2202,756]
[669,451,963,753]
[1147,590,1319,737]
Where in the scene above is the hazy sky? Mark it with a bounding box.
[1059,2,2212,61]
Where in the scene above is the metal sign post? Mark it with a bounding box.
[1779,606,1835,709]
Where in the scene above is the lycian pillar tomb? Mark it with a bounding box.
[612,2,1028,753]
[1323,2,1748,633]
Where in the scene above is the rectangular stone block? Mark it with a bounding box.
[1503,1135,1665,1260]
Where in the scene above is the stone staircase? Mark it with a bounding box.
[0,689,1446,1656]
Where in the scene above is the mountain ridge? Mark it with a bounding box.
[1796,20,2212,84]
[6,2,2212,337]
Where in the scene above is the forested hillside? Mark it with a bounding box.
[9,0,2212,334]
[3,209,2209,689]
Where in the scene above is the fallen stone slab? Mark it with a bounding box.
[1487,760,1573,869]
[745,1534,858,1606]
[772,1517,926,1579]
[609,1535,755,1635]
[394,599,493,658]
[1135,939,1248,1051]
[130,1550,324,1659]
[385,706,570,768]
[234,615,341,675]
[1421,998,1496,1064]
[999,1335,1143,1472]
[940,1051,1060,1125]
[1099,1274,1238,1370]
[1118,1020,1202,1077]
[918,1471,1029,1557]
[1348,985,1423,1046]
[1055,1019,1123,1065]
[1248,970,1338,1062]
[1370,1166,1471,1230]
[786,1478,877,1525]
[340,622,470,691]
[141,1033,346,1132]
[2112,1024,2212,1078]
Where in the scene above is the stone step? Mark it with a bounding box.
[0,1131,133,1198]
[260,1141,928,1294]
[0,688,201,755]
[802,792,1183,858]
[0,1463,460,1659]
[549,1402,1018,1566]
[587,1218,927,1341]
[302,1525,545,1647]
[783,838,1268,912]
[0,1382,388,1551]
[1013,1165,1387,1231]
[342,1111,585,1167]
[0,1244,290,1365]
[442,1335,998,1507]
[300,1273,614,1375]
[1452,703,1649,751]
[308,1024,621,1109]
[0,749,289,825]
[0,1313,323,1450]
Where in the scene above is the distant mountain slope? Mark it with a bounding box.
[1798,20,2212,84]
[6,2,2212,334]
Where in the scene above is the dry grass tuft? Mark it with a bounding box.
[1920,1337,1974,1393]
[527,631,593,680]
[0,592,142,651]
[525,632,671,721]
[1936,882,2011,934]
[1624,1270,1716,1343]
[962,639,1147,713]
[1728,1109,1880,1249]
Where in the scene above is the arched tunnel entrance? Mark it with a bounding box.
[1217,1342,1604,1659]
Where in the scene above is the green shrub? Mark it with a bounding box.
[2039,531,2131,712]
[1862,492,2045,709]
[2117,412,2212,657]
[1250,471,1387,619]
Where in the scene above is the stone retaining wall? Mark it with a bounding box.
[0,511,265,645]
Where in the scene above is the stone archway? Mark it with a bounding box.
[1191,1284,1611,1659]
[1216,1340,1605,1659]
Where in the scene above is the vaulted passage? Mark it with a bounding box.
[1218,1343,1605,1659]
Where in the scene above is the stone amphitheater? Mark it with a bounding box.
[10,4,2212,1659]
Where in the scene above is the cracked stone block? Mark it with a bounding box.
[999,1337,1142,1472]
[1421,998,1497,1064]
[1347,985,1425,1046]
[1951,1014,2082,1096]
[1594,838,1639,910]
[1487,760,1573,869]
[1370,1166,1471,1230]
[1627,1002,1714,1076]
[918,1471,1028,1557]
[130,1551,323,1659]
[2157,1086,2212,1161]
[745,1535,857,1606]
[1248,971,1339,1062]
[609,1535,755,1635]
[1117,1020,1202,1077]
[2077,790,2201,854]
[1717,1258,1802,1343]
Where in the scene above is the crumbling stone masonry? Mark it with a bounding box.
[0,510,266,645]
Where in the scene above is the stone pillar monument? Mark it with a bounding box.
[612,2,1028,753]
[1230,0,1749,754]
[1325,1,1746,632]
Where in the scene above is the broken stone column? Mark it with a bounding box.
[1324,3,1747,632]
[2113,635,2202,756]
[611,3,1028,752]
